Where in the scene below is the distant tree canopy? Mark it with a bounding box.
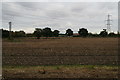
[33,27,60,39]
[78,28,88,37]
[108,32,116,37]
[53,30,59,37]
[1,29,9,38]
[66,29,73,36]
[117,31,120,37]
[99,29,108,37]
[14,31,26,37]
[33,28,42,39]
[1,29,26,38]
[2,27,120,39]
[42,27,53,37]
[26,33,34,37]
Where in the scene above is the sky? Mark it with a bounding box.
[2,2,118,34]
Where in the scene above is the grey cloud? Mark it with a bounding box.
[2,2,118,33]
[15,2,46,10]
[46,10,70,19]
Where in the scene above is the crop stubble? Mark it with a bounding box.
[2,37,118,66]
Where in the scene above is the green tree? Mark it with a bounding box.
[14,31,26,37]
[78,28,88,37]
[66,29,73,36]
[42,27,52,37]
[108,32,116,37]
[33,28,42,39]
[1,29,9,38]
[99,29,108,37]
[53,30,59,37]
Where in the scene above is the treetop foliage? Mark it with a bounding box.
[1,27,120,38]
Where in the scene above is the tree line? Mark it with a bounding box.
[1,27,120,39]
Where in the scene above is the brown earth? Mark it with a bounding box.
[2,37,118,65]
[2,37,119,78]
[3,65,118,78]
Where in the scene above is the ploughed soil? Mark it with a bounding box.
[2,37,118,65]
[2,37,119,78]
[3,65,118,78]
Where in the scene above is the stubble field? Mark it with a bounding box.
[2,37,119,78]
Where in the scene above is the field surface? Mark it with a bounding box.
[3,37,118,65]
[2,37,119,78]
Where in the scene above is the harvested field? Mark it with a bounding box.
[3,65,118,78]
[2,37,118,65]
[2,37,119,78]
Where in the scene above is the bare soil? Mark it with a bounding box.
[2,37,119,78]
[3,65,118,78]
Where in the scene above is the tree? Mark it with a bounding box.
[78,28,88,37]
[42,27,52,37]
[108,32,116,37]
[26,33,34,37]
[14,31,26,37]
[33,28,42,39]
[66,29,73,36]
[117,31,120,37]
[1,29,9,38]
[99,29,108,37]
[53,30,59,37]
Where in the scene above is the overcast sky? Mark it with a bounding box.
[2,2,118,33]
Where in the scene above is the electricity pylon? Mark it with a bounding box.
[9,22,12,40]
[106,14,112,33]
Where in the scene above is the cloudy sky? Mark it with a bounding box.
[2,2,118,33]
